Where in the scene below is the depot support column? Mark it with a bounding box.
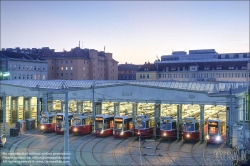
[177,104,182,141]
[3,92,6,135]
[200,104,204,142]
[132,103,137,137]
[64,91,69,166]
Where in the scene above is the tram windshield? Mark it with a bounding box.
[184,123,195,131]
[115,122,123,131]
[95,121,103,130]
[208,122,219,135]
[73,119,81,126]
[135,121,145,129]
[56,120,63,127]
[41,117,49,124]
[161,122,171,130]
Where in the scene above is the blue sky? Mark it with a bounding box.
[1,1,249,64]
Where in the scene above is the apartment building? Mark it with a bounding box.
[118,63,142,80]
[2,46,119,80]
[136,49,250,82]
[0,51,48,80]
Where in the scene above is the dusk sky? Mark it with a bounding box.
[1,1,249,64]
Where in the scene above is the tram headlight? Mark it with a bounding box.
[164,133,166,136]
[187,134,190,138]
[121,132,124,135]
[101,130,104,134]
[41,125,45,129]
[216,136,221,141]
[206,135,209,139]
[138,132,140,135]
[74,128,77,132]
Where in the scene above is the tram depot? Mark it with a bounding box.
[0,80,249,147]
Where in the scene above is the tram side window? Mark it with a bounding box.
[151,119,155,127]
[146,121,150,128]
[195,123,199,131]
[172,122,176,130]
[82,119,86,125]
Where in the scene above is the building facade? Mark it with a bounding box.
[2,47,119,80]
[118,63,142,80]
[136,49,250,82]
[0,51,48,80]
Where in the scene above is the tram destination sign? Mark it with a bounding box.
[115,118,123,122]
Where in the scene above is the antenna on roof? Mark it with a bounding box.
[104,46,105,52]
[79,41,80,48]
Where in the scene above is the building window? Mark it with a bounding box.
[83,67,85,70]
[26,65,29,69]
[23,75,25,79]
[192,74,195,78]
[19,65,21,69]
[216,65,222,70]
[241,65,247,69]
[31,75,33,79]
[71,60,73,63]
[228,65,235,70]
[243,54,247,58]
[70,73,73,76]
[57,67,59,70]
[34,66,37,70]
[27,75,29,79]
[61,67,63,70]
[204,65,210,70]
[30,65,33,70]
[225,54,229,58]
[61,73,63,76]
[57,73,59,76]
[71,67,73,70]
[42,75,45,80]
[66,61,68,64]
[52,61,54,64]
[43,67,45,70]
[38,75,40,80]
[34,75,36,80]
[61,61,63,64]
[234,54,239,58]
[52,67,54,70]
[140,74,142,78]
[66,67,68,70]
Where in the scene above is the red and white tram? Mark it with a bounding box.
[40,112,57,132]
[55,113,74,134]
[72,113,92,135]
[113,115,133,138]
[160,116,177,139]
[206,119,226,144]
[134,115,155,138]
[182,117,200,141]
[94,114,114,137]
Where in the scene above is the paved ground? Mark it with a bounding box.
[0,124,243,166]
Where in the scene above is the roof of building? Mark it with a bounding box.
[118,64,142,71]
[138,63,157,71]
[0,80,247,94]
[138,61,249,72]
[0,51,46,61]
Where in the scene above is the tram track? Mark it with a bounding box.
[141,138,165,166]
[178,141,201,166]
[203,141,224,166]
[77,136,107,165]
[128,137,153,166]
[156,139,177,165]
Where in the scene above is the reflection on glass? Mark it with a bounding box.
[95,122,103,130]
[184,124,194,131]
[160,123,171,130]
[135,122,145,129]
[73,119,81,126]
[56,120,63,128]
[115,123,122,130]
[41,117,48,124]
[208,126,218,135]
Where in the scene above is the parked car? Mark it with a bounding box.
[0,134,6,147]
